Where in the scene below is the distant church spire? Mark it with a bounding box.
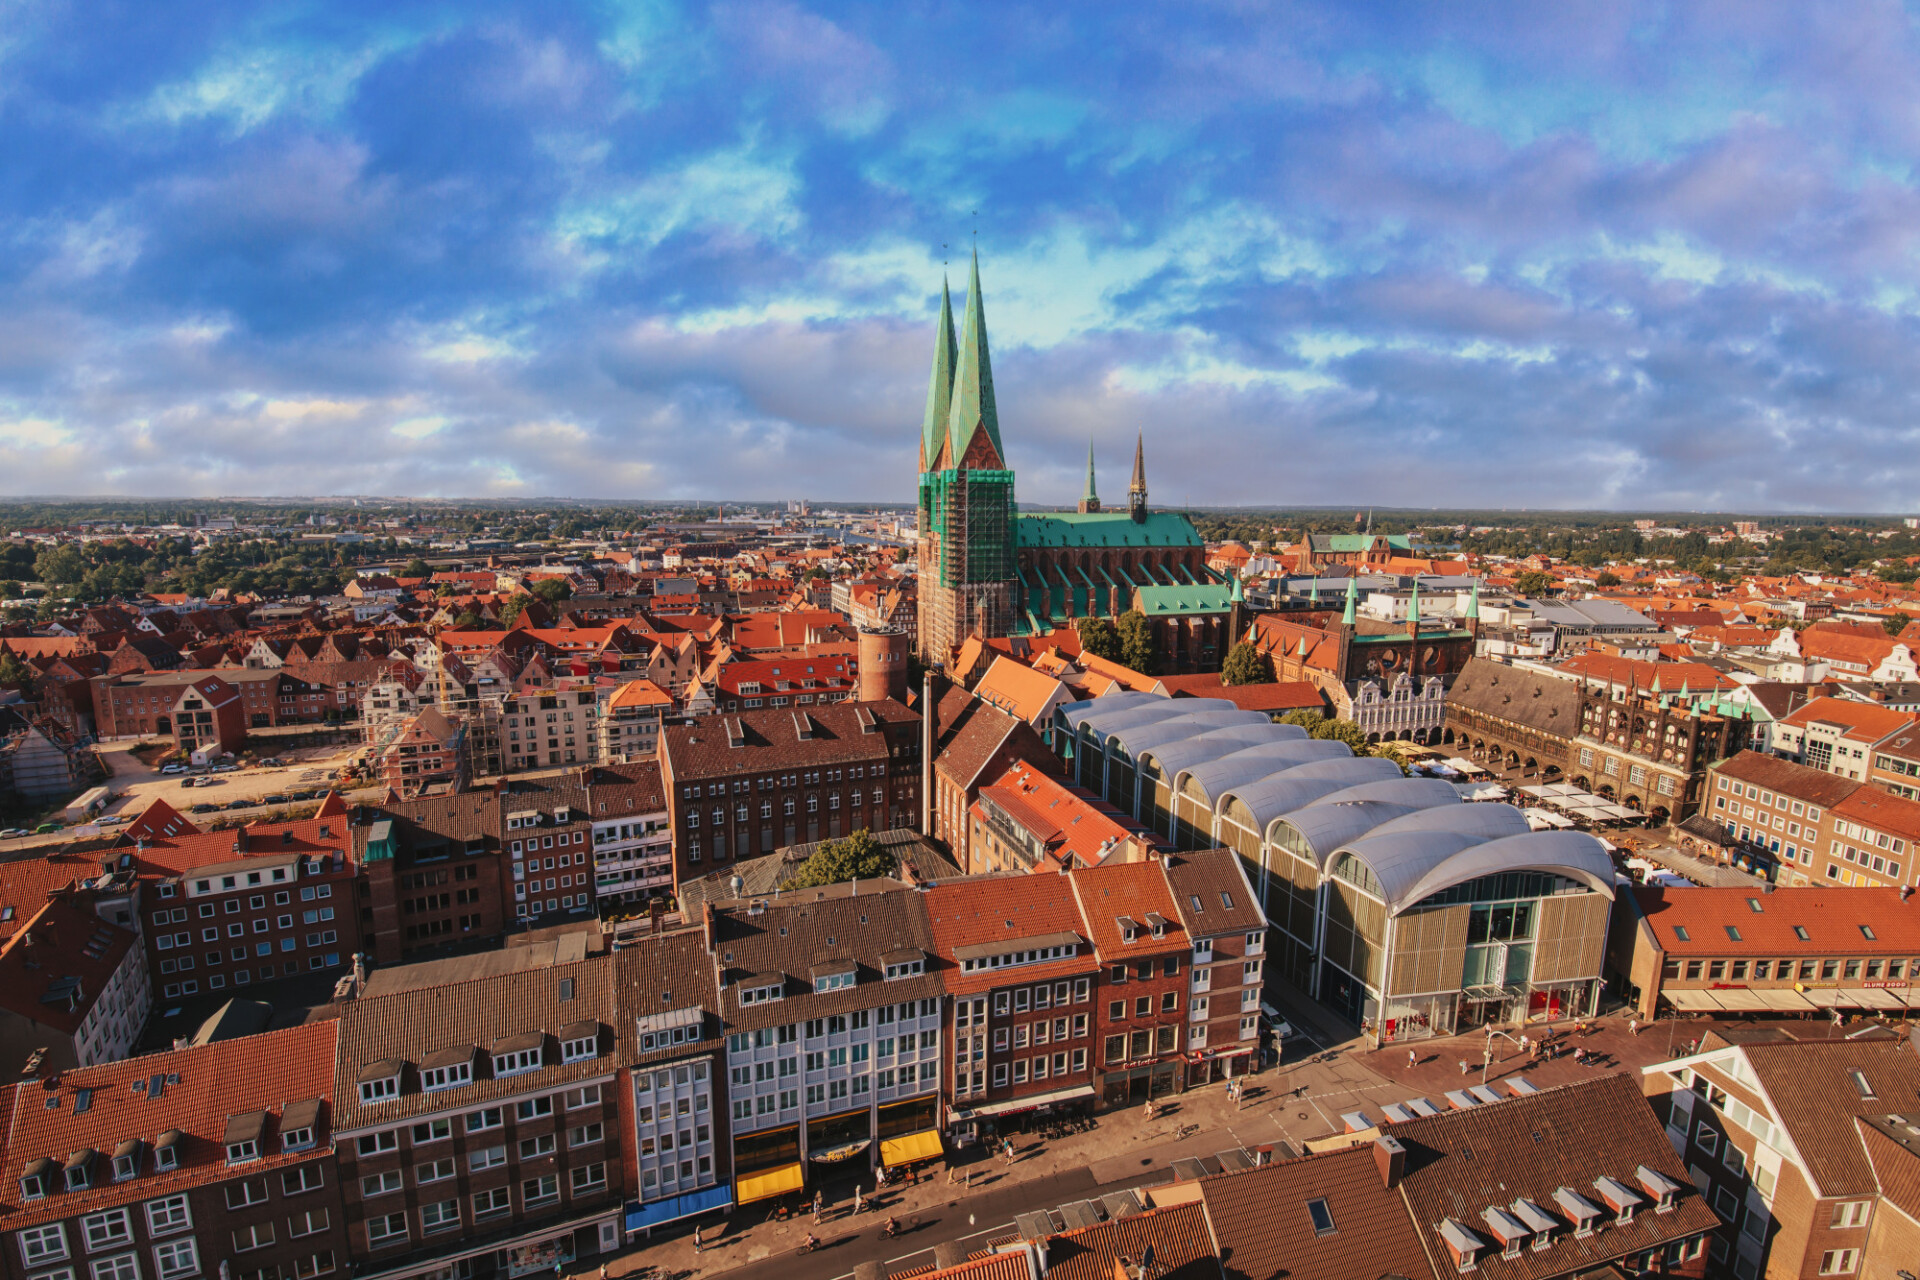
[919,276,958,471]
[1342,573,1358,626]
[946,249,1004,469]
[1078,437,1101,513]
[1128,432,1148,523]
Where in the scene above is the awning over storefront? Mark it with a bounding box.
[952,1084,1095,1121]
[1854,987,1912,1010]
[1660,989,1723,1011]
[735,1163,805,1205]
[626,1184,732,1233]
[879,1129,944,1167]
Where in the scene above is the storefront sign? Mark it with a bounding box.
[1864,980,1911,989]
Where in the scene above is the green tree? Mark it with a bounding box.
[0,580,20,600]
[1278,709,1326,734]
[1076,616,1122,662]
[530,578,573,603]
[452,609,488,630]
[1877,563,1918,584]
[1115,610,1160,676]
[784,830,895,889]
[0,649,34,688]
[1884,612,1913,637]
[500,594,533,627]
[1594,570,1621,588]
[1512,570,1554,597]
[401,558,431,579]
[34,544,84,586]
[1221,642,1273,685]
[1312,717,1371,754]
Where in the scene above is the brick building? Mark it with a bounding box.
[658,700,921,890]
[1701,750,1920,888]
[91,671,249,755]
[0,1021,350,1280]
[353,791,507,966]
[331,952,625,1276]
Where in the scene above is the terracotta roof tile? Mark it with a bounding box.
[1199,1143,1435,1280]
[1040,1201,1218,1280]
[1741,1037,1920,1198]
[924,876,1091,996]
[1634,885,1920,953]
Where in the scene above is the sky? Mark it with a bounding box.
[5,2,1920,511]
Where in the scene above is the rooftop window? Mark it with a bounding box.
[1306,1198,1336,1236]
[1673,926,1690,942]
[1860,924,1877,941]
[1794,926,1810,941]
[1724,926,1742,942]
[1850,1070,1875,1100]
[1746,898,1764,913]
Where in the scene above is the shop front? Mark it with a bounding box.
[1184,1045,1255,1088]
[948,1084,1096,1147]
[876,1096,943,1174]
[732,1124,803,1207]
[1525,979,1596,1024]
[805,1107,873,1167]
[1099,1061,1179,1107]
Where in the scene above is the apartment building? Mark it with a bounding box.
[596,680,670,763]
[612,935,729,1235]
[91,671,249,755]
[1704,750,1920,889]
[708,882,944,1202]
[582,762,671,910]
[0,1021,350,1280]
[1773,695,1918,781]
[1072,859,1193,1106]
[501,686,601,773]
[658,700,921,890]
[1163,851,1268,1087]
[0,894,149,1073]
[354,792,506,965]
[331,954,624,1278]
[133,796,360,1003]
[924,875,1099,1139]
[1643,1029,1920,1277]
[498,776,598,925]
[1613,885,1920,1021]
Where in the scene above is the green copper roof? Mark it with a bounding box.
[1082,437,1099,505]
[1317,533,1415,552]
[920,277,957,467]
[1016,510,1203,549]
[946,250,1002,466]
[1135,583,1235,616]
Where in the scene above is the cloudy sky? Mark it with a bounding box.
[4,2,1920,511]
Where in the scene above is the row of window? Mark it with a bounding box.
[726,1001,939,1044]
[1666,956,1917,983]
[682,767,883,801]
[351,1085,602,1155]
[162,954,339,998]
[685,791,884,826]
[733,1062,942,1112]
[364,1165,606,1247]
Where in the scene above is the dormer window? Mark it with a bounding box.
[63,1149,96,1191]
[357,1059,405,1104]
[422,1061,472,1091]
[1437,1218,1484,1273]
[153,1131,182,1171]
[224,1112,267,1166]
[1117,916,1140,944]
[20,1157,53,1201]
[1593,1176,1642,1225]
[281,1126,314,1152]
[1635,1165,1681,1214]
[1555,1187,1603,1238]
[885,959,924,980]
[739,980,784,1005]
[559,1021,600,1063]
[814,971,856,992]
[225,1139,258,1165]
[112,1140,142,1181]
[491,1034,544,1078]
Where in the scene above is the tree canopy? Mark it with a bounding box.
[783,829,896,890]
[1076,616,1122,662]
[1221,642,1273,685]
[1884,612,1912,637]
[530,578,573,603]
[1116,610,1159,676]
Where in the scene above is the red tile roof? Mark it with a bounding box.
[1779,695,1917,741]
[0,1020,339,1228]
[974,762,1156,871]
[127,792,352,877]
[0,896,140,1034]
[1067,858,1184,956]
[1633,885,1920,953]
[924,876,1092,996]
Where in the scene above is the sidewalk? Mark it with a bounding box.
[590,1067,1298,1279]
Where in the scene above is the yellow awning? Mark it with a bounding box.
[735,1162,805,1205]
[879,1129,944,1167]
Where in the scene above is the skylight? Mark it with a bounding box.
[1794,926,1810,940]
[1746,898,1764,913]
[1725,926,1742,941]
[1860,925,1877,941]
[1850,1070,1875,1100]
[1673,926,1690,942]
[1306,1198,1336,1236]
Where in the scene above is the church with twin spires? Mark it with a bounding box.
[914,254,1236,671]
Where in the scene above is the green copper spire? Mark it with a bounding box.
[1342,574,1358,626]
[946,250,1003,467]
[1407,580,1421,633]
[1081,436,1100,510]
[1230,572,1243,603]
[920,276,957,469]
[1466,579,1480,621]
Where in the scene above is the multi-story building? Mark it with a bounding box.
[596,679,671,762]
[354,792,508,965]
[924,874,1098,1138]
[658,700,921,890]
[1868,718,1920,798]
[1773,694,1918,781]
[1163,851,1268,1087]
[928,681,1055,870]
[498,776,598,925]
[90,670,249,755]
[1611,885,1920,1021]
[1642,1028,1920,1277]
[0,1021,350,1280]
[583,762,671,910]
[1071,859,1193,1106]
[132,796,360,1004]
[331,952,625,1277]
[1702,750,1920,888]
[612,934,729,1235]
[501,686,602,774]
[708,882,944,1202]
[967,760,1158,875]
[0,893,149,1073]
[372,708,468,800]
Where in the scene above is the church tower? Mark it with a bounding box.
[1077,438,1101,513]
[1128,432,1149,523]
[915,252,1018,665]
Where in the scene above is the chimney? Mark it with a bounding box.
[702,901,717,954]
[933,1242,966,1271]
[1374,1134,1406,1189]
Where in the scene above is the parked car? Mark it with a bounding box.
[160,764,187,775]
[189,804,217,814]
[226,799,252,810]
[290,789,318,801]
[0,828,28,839]
[259,757,284,767]
[212,763,238,773]
[262,793,290,805]
[1259,1003,1296,1042]
[96,814,128,826]
[180,776,199,788]
[33,823,61,834]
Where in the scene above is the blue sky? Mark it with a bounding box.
[5,1,1920,510]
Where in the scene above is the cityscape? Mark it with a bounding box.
[6,6,1920,1280]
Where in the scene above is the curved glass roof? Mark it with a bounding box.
[1332,821,1614,913]
[1267,800,1436,866]
[1216,758,1404,829]
[1132,721,1305,776]
[1397,830,1616,910]
[1176,740,1352,806]
[1108,712,1279,759]
[1058,691,1166,729]
[1302,776,1463,811]
[1067,697,1229,736]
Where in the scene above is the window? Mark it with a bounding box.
[466,1107,502,1133]
[561,1035,597,1063]
[522,1174,560,1207]
[153,1239,200,1280]
[569,1123,604,1148]
[282,1174,324,1205]
[365,1213,408,1246]
[144,1197,190,1237]
[231,1223,275,1253]
[1829,1200,1869,1228]
[362,1168,404,1198]
[359,1076,399,1104]
[518,1134,556,1159]
[570,1163,608,1194]
[81,1209,133,1251]
[468,1146,506,1172]
[225,1138,259,1165]
[422,1061,471,1091]
[283,1124,316,1153]
[421,1200,461,1234]
[493,1048,541,1077]
[289,1209,330,1238]
[472,1188,512,1221]
[225,1179,267,1209]
[1306,1198,1336,1236]
[411,1117,451,1144]
[1819,1249,1858,1275]
[92,1255,140,1280]
[516,1095,554,1121]
[20,1224,68,1267]
[356,1131,397,1157]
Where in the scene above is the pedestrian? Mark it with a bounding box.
[1629,1017,1640,1037]
[1407,1049,1417,1070]
[1518,1033,1528,1056]
[599,1265,608,1280]
[693,1226,703,1254]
